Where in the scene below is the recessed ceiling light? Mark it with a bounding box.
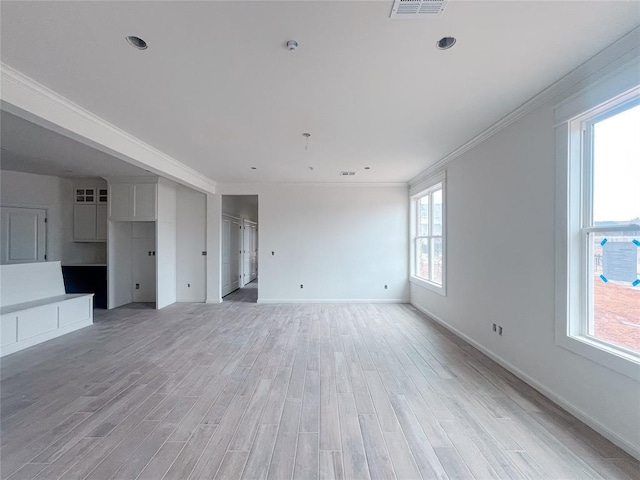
[436,36,456,50]
[251,167,257,170]
[286,40,299,52]
[126,36,148,50]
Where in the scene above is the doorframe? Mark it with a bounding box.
[222,212,243,297]
[0,203,50,262]
[242,218,258,286]
[217,193,259,302]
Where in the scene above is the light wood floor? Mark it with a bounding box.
[1,284,638,479]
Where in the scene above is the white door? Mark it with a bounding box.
[242,221,258,285]
[230,219,241,292]
[0,207,47,264]
[222,216,242,297]
[243,222,251,286]
[221,217,232,296]
[250,224,258,281]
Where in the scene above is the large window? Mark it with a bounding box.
[584,102,640,354]
[411,179,445,293]
[558,84,640,378]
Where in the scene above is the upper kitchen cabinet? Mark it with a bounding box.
[73,184,108,242]
[108,180,157,221]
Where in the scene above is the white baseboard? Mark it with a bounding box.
[410,301,640,461]
[257,298,410,305]
[0,318,93,358]
[205,298,222,304]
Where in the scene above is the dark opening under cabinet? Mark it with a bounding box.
[62,265,107,309]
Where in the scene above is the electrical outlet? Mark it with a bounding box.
[492,323,497,332]
[272,251,275,256]
[300,284,304,289]
[135,283,140,290]
[498,326,503,336]
[384,285,388,289]
[187,283,191,288]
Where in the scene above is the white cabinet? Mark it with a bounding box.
[73,205,97,241]
[73,186,108,242]
[109,184,131,219]
[134,184,157,220]
[109,183,157,221]
[96,205,108,240]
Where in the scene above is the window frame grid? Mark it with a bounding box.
[410,177,446,295]
[555,83,640,380]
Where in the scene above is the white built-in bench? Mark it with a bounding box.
[0,261,93,357]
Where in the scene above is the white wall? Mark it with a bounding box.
[156,178,177,309]
[0,170,106,265]
[410,101,640,456]
[218,184,409,303]
[222,195,258,222]
[108,221,132,308]
[177,186,206,302]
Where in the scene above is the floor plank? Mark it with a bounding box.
[1,282,636,480]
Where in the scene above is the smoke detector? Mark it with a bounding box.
[286,40,299,52]
[390,0,448,18]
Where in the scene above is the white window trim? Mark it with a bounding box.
[555,79,640,382]
[410,171,446,296]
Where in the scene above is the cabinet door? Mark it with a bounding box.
[133,184,157,220]
[109,184,133,220]
[74,205,97,241]
[96,205,108,240]
[0,207,47,263]
[75,187,96,204]
[97,188,108,204]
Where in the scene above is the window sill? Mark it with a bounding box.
[409,276,446,296]
[556,333,640,381]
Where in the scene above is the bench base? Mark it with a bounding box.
[1,295,93,358]
[1,317,93,357]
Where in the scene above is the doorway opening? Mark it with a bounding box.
[221,195,258,302]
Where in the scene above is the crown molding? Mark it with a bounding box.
[409,26,640,188]
[0,62,217,194]
[217,182,407,195]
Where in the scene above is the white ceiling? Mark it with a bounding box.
[1,1,639,183]
[0,111,154,179]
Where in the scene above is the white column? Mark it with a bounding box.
[206,193,222,303]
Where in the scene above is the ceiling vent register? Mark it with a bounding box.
[390,0,448,18]
[340,171,356,176]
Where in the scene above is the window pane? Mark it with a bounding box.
[418,196,429,236]
[593,104,640,225]
[589,231,640,353]
[431,237,443,285]
[416,238,429,280]
[432,188,443,236]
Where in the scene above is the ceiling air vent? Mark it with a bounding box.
[340,171,356,176]
[390,0,448,18]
